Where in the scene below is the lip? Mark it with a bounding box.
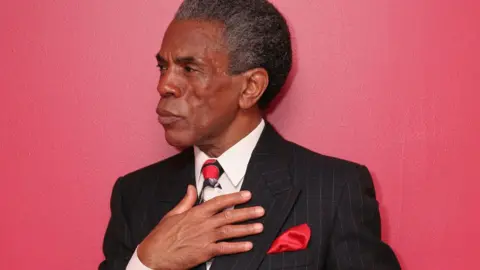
[158,115,182,125]
[156,109,182,125]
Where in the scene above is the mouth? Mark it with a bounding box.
[158,115,182,125]
[156,108,182,126]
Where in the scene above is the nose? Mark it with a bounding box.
[157,72,182,98]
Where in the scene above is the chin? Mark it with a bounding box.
[164,129,194,149]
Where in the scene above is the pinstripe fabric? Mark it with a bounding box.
[99,123,400,270]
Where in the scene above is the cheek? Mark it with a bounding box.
[182,78,239,135]
[186,95,215,131]
[193,92,238,133]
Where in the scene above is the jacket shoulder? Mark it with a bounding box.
[288,140,365,170]
[285,140,372,189]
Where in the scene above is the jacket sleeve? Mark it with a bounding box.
[326,165,401,269]
[99,177,135,270]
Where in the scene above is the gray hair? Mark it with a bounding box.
[175,0,292,109]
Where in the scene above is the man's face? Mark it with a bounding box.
[156,20,242,148]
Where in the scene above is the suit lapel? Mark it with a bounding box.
[144,149,209,270]
[211,123,301,270]
[144,148,196,232]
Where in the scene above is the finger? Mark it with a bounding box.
[198,191,252,216]
[213,223,264,241]
[209,241,253,256]
[210,206,265,227]
[165,185,197,217]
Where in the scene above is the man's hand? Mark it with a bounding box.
[137,185,265,270]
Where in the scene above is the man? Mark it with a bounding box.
[99,0,401,269]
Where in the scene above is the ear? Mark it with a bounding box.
[238,68,269,109]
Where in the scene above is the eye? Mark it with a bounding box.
[157,64,167,73]
[184,66,195,73]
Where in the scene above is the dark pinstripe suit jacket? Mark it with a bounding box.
[100,123,401,270]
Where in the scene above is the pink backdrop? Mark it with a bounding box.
[1,0,479,269]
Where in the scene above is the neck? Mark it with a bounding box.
[197,109,263,157]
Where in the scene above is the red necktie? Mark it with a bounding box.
[199,159,224,203]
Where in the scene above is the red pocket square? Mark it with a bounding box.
[267,223,311,254]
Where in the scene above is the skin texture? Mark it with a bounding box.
[138,20,270,269]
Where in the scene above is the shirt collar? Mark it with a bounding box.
[194,119,265,188]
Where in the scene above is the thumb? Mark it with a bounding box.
[165,185,197,217]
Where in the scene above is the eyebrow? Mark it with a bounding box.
[155,53,201,65]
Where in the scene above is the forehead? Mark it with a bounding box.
[159,20,227,60]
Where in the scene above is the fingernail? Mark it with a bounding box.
[254,223,263,231]
[245,242,253,250]
[255,207,265,215]
[241,191,251,198]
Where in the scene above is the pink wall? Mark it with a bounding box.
[1,0,479,269]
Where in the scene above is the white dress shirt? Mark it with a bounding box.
[127,119,265,270]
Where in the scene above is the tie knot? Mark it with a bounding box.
[199,159,224,204]
[201,159,224,182]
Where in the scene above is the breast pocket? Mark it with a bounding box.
[260,249,313,269]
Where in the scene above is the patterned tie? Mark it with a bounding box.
[198,159,224,204]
